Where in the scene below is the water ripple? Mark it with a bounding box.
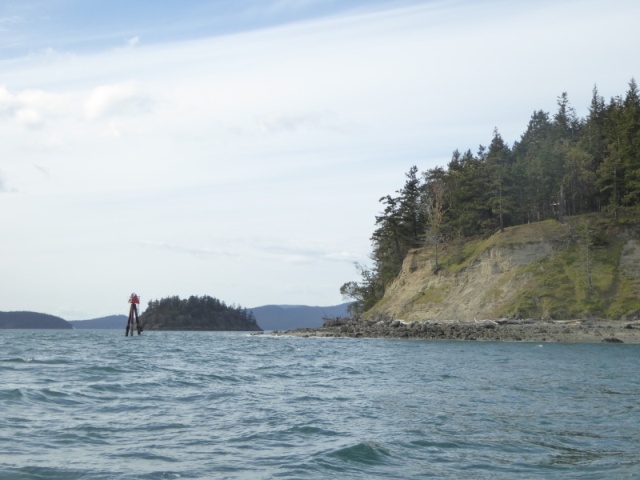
[1,331,640,478]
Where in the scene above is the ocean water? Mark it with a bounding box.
[1,331,639,480]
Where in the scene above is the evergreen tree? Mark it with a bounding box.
[396,165,424,249]
[580,85,607,211]
[597,96,626,216]
[513,110,555,221]
[563,145,596,215]
[485,128,513,231]
[553,92,580,142]
[621,78,640,206]
[446,149,493,236]
[371,194,404,285]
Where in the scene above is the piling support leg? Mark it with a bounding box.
[125,308,132,336]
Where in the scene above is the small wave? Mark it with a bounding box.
[0,388,25,401]
[1,357,34,363]
[88,383,131,395]
[161,372,250,385]
[1,356,75,365]
[410,439,461,450]
[13,388,85,406]
[112,450,181,463]
[286,394,324,404]
[328,441,394,465]
[82,365,130,375]
[288,425,342,437]
[339,366,362,375]
[0,466,88,480]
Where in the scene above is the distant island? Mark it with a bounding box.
[140,295,262,331]
[0,311,72,329]
[68,315,127,329]
[251,303,351,331]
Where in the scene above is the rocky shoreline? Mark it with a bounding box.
[266,318,640,344]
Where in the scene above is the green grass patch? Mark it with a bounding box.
[607,272,640,318]
[409,284,450,305]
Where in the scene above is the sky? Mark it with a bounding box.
[1,0,638,320]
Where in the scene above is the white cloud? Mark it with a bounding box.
[0,84,67,128]
[0,85,16,114]
[127,36,140,48]
[33,164,51,178]
[0,15,20,31]
[14,107,42,127]
[83,81,153,120]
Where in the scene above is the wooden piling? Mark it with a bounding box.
[125,293,142,336]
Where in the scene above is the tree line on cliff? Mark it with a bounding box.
[342,79,640,314]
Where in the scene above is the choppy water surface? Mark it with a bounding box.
[1,330,639,479]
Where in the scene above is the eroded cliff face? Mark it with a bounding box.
[368,243,550,322]
[366,220,640,322]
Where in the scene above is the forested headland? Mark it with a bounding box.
[140,295,262,331]
[342,79,640,315]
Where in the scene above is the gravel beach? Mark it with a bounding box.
[270,318,640,343]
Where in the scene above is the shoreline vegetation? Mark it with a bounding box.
[267,318,640,344]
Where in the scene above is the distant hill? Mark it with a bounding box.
[69,315,128,329]
[250,303,352,331]
[0,302,351,331]
[0,311,72,329]
[141,295,262,331]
